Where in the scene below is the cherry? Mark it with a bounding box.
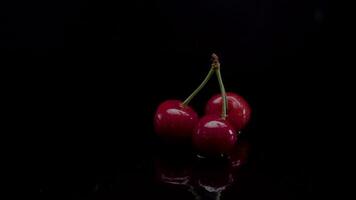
[154,53,251,152]
[193,115,237,156]
[154,100,198,141]
[205,92,251,131]
[192,54,239,156]
[154,56,217,141]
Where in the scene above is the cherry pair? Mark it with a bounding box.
[154,54,251,156]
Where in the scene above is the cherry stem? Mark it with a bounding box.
[212,54,228,119]
[182,67,215,106]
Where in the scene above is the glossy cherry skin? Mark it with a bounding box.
[154,100,199,141]
[205,92,251,131]
[192,115,237,156]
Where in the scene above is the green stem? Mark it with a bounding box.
[215,68,227,119]
[182,67,215,106]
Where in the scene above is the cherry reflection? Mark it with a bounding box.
[155,139,249,200]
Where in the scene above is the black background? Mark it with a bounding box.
[2,0,336,199]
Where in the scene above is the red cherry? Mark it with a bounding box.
[193,115,237,155]
[154,100,199,141]
[205,92,251,131]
